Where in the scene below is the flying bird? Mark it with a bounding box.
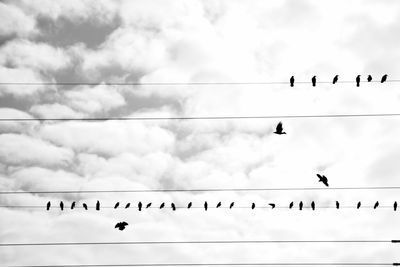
[311,76,316,87]
[356,75,361,87]
[160,202,165,209]
[115,221,128,231]
[83,203,88,210]
[367,75,372,82]
[114,202,120,209]
[125,203,130,209]
[394,201,398,211]
[290,76,295,87]
[204,201,208,211]
[273,122,286,135]
[229,202,234,209]
[333,75,338,84]
[311,201,315,210]
[374,201,379,209]
[269,203,276,209]
[146,203,152,208]
[216,202,222,208]
[60,201,64,211]
[336,201,340,209]
[381,74,388,83]
[171,203,176,211]
[289,202,294,209]
[46,201,51,211]
[71,202,76,210]
[96,200,100,211]
[317,174,329,187]
[299,201,303,210]
[357,202,361,209]
[138,202,142,211]
[187,202,192,209]
[251,203,256,210]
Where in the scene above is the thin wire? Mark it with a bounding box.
[2,186,400,194]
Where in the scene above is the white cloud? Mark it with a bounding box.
[0,2,37,37]
[30,103,84,119]
[0,108,37,134]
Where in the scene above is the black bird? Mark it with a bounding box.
[138,202,142,211]
[160,202,165,209]
[229,202,234,209]
[367,75,372,82]
[394,201,398,211]
[60,201,64,211]
[125,203,130,209]
[290,76,295,87]
[374,201,379,209]
[251,203,255,210]
[356,75,361,87]
[289,202,294,209]
[336,201,340,209]
[269,203,276,209]
[171,203,176,211]
[114,202,120,209]
[71,202,76,210]
[83,203,88,210]
[381,74,388,83]
[204,201,208,211]
[299,201,303,210]
[311,76,316,87]
[333,75,338,84]
[187,202,192,209]
[357,202,361,209]
[311,201,315,210]
[317,174,329,187]
[46,201,51,211]
[115,221,128,231]
[146,203,152,208]
[216,202,222,208]
[96,200,100,211]
[273,122,286,135]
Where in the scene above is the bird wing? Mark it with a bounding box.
[316,174,322,179]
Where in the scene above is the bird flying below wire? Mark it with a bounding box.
[311,76,316,87]
[96,200,100,211]
[290,76,295,87]
[357,202,361,209]
[317,174,329,187]
[146,203,152,208]
[336,201,340,209]
[46,201,51,211]
[251,203,255,209]
[230,202,234,209]
[114,202,120,209]
[333,75,338,84]
[374,201,379,209]
[269,203,276,209]
[138,202,142,211]
[83,203,88,210]
[171,203,176,211]
[289,202,294,209]
[125,203,130,209]
[71,202,76,210]
[367,75,372,82]
[381,74,388,83]
[299,201,303,210]
[187,202,192,209]
[216,202,222,208]
[356,75,361,87]
[311,201,315,210]
[160,202,165,209]
[204,201,208,211]
[60,201,64,211]
[394,201,398,211]
[273,122,286,135]
[115,221,128,231]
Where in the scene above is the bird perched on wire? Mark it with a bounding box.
[114,202,120,209]
[83,203,88,210]
[216,202,222,208]
[269,203,276,209]
[138,202,142,211]
[394,201,398,211]
[229,202,234,209]
[60,201,64,211]
[381,74,388,83]
[299,201,303,210]
[204,201,208,211]
[96,200,100,211]
[289,202,294,209]
[367,75,372,82]
[357,202,361,209]
[374,201,379,209]
[273,122,286,135]
[290,76,295,87]
[71,202,76,210]
[311,76,316,87]
[115,221,128,231]
[336,201,340,209]
[171,203,176,211]
[160,202,165,209]
[311,201,315,210]
[316,174,329,187]
[356,75,361,87]
[187,202,192,209]
[125,203,130,209]
[333,75,339,84]
[146,203,152,208]
[46,201,51,211]
[251,203,256,210]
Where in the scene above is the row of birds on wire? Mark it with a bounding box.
[289,74,388,87]
[46,200,399,211]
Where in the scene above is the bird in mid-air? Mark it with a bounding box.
[290,76,295,87]
[171,203,176,211]
[357,202,361,209]
[71,202,76,210]
[311,76,316,87]
[160,202,165,209]
[115,222,128,231]
[83,203,88,210]
[269,203,276,209]
[125,203,130,209]
[216,202,222,208]
[146,203,152,208]
[394,202,398,211]
[46,201,51,210]
[367,75,372,82]
[381,74,388,83]
[138,202,142,211]
[336,201,340,209]
[333,75,338,84]
[229,202,234,209]
[251,203,256,210]
[356,75,361,87]
[114,202,120,209]
[204,201,208,211]
[317,174,329,187]
[187,202,192,209]
[289,202,294,209]
[273,122,286,135]
[96,201,100,211]
[299,201,303,210]
[311,201,315,210]
[374,201,379,209]
[60,201,64,211]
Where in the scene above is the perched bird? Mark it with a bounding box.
[357,202,361,209]
[273,122,286,135]
[71,202,76,210]
[317,174,329,187]
[187,202,192,209]
[251,203,256,210]
[146,203,152,208]
[60,201,64,211]
[311,76,316,87]
[114,202,120,209]
[216,202,222,208]
[83,203,88,210]
[160,202,165,209]
[374,201,379,209]
[336,201,340,209]
[46,201,51,211]
[115,221,128,231]
[138,202,142,211]
[394,201,398,211]
[269,203,276,209]
[333,75,339,84]
[290,76,295,87]
[299,201,303,210]
[311,201,315,210]
[204,201,208,211]
[96,200,100,211]
[171,203,176,211]
[125,203,130,209]
[229,202,234,209]
[367,75,372,82]
[289,202,294,209]
[381,74,388,83]
[356,75,361,87]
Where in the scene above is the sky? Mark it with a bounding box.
[1,0,400,266]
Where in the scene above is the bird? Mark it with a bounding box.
[290,76,295,87]
[160,202,165,209]
[138,202,142,211]
[146,203,152,208]
[336,201,340,209]
[83,203,88,210]
[357,202,361,209]
[229,202,234,209]
[316,174,329,187]
[299,201,303,210]
[115,221,128,231]
[289,202,294,209]
[71,202,76,210]
[216,202,222,208]
[381,74,388,83]
[60,201,64,211]
[394,201,398,211]
[311,201,315,210]
[269,203,276,209]
[114,202,120,209]
[251,203,256,209]
[333,75,338,84]
[311,76,316,87]
[367,75,372,82]
[46,201,51,210]
[187,202,192,209]
[356,75,361,87]
[96,200,100,211]
[125,203,130,209]
[273,122,286,135]
[204,201,208,211]
[374,201,379,209]
[171,203,176,211]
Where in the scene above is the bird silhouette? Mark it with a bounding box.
[83,203,88,210]
[114,202,120,209]
[46,201,51,210]
[381,74,388,83]
[251,203,256,209]
[146,203,152,208]
[138,202,142,211]
[269,203,276,209]
[289,202,294,209]
[374,201,379,209]
[367,75,372,82]
[311,76,316,87]
[290,76,295,87]
[60,201,64,211]
[333,75,338,84]
[356,75,361,87]
[216,202,222,208]
[96,200,100,211]
[317,174,329,187]
[273,122,286,135]
[187,202,192,209]
[394,201,398,211]
[160,202,165,209]
[115,221,128,231]
[357,202,361,209]
[299,201,303,210]
[311,201,315,210]
[336,201,340,209]
[229,202,234,209]
[204,201,208,211]
[125,203,130,209]
[71,202,76,210]
[171,203,176,211]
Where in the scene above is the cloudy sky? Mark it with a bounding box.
[1,0,400,266]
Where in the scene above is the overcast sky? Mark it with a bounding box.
[1,0,400,266]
